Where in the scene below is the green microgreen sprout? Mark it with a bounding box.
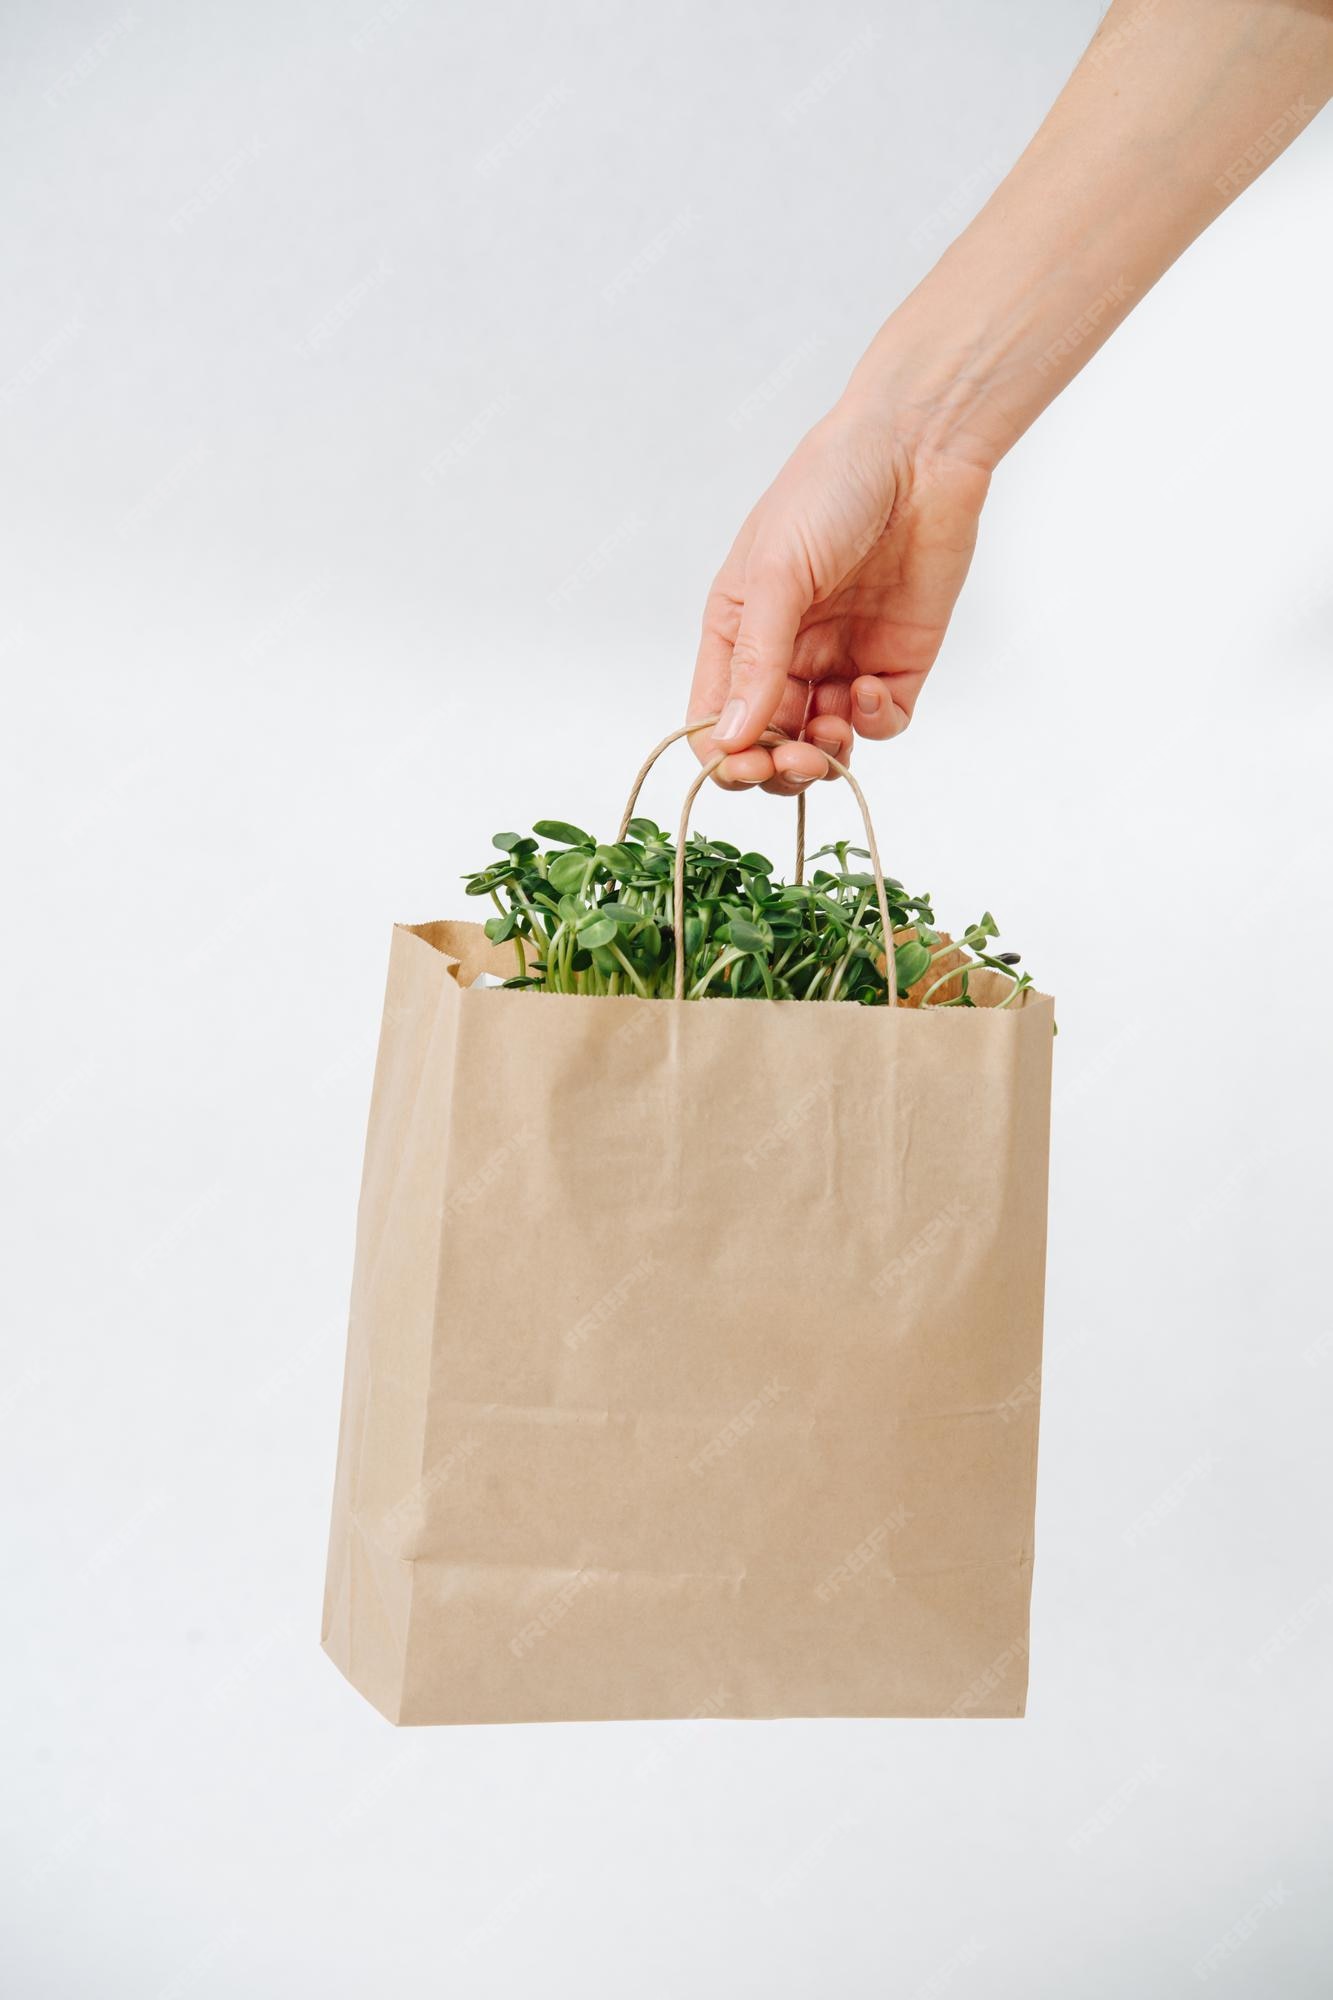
[462,825,1033,1006]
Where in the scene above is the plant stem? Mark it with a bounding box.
[609,943,649,997]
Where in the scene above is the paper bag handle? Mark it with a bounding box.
[617,716,898,1006]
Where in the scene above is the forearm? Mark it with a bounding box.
[848,0,1333,466]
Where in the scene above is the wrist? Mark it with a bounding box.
[842,255,1071,474]
[843,153,1152,469]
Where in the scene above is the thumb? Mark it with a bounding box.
[713,558,808,749]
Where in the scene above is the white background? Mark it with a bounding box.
[3,1,1331,1994]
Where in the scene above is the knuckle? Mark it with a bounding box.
[727,638,771,682]
[746,545,793,585]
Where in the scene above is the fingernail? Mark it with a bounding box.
[715,697,749,744]
[855,683,882,717]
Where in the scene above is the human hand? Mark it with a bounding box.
[688,0,1333,796]
[687,392,992,793]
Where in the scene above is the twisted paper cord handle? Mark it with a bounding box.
[617,718,897,1006]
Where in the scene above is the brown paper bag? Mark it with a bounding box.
[322,736,1054,1724]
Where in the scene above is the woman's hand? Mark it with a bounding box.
[688,0,1333,793]
[687,395,992,792]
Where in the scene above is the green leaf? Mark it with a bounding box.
[467,817,1033,1008]
[728,917,773,955]
[532,819,592,847]
[548,850,592,894]
[894,939,932,990]
[627,920,662,964]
